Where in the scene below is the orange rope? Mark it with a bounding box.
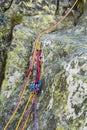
[15,92,35,130]
[21,96,35,130]
[4,0,78,129]
[41,0,78,36]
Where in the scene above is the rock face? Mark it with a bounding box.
[0,13,12,87]
[0,0,56,14]
[0,1,87,130]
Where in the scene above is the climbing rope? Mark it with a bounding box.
[40,0,78,36]
[21,95,35,130]
[4,0,78,129]
[4,78,30,130]
[34,92,37,130]
[20,92,37,130]
[15,92,34,130]
[15,45,42,130]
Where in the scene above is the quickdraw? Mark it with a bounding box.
[4,0,78,129]
[16,44,42,130]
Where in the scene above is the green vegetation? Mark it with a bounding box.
[11,14,23,27]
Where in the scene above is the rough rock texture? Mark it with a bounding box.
[0,13,12,87]
[0,1,87,130]
[0,0,56,15]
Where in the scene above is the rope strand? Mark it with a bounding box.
[34,92,37,130]
[15,93,34,130]
[21,96,35,130]
[4,78,29,130]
